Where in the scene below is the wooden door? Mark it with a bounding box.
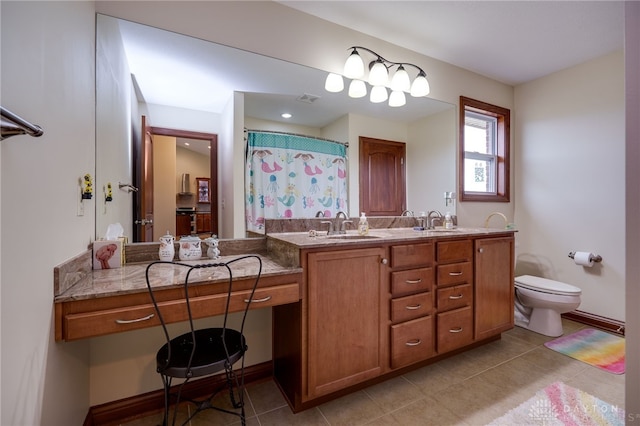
[359,137,406,216]
[474,236,515,340]
[133,116,154,242]
[306,247,387,399]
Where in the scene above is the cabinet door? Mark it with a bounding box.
[196,213,211,233]
[306,247,387,398]
[175,215,191,236]
[474,237,515,340]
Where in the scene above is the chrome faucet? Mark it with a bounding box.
[340,220,353,233]
[426,210,443,229]
[401,210,414,217]
[320,220,334,235]
[334,211,349,234]
[315,211,325,217]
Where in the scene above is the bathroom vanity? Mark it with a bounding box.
[53,225,514,415]
[267,227,515,412]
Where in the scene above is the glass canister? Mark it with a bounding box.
[178,236,202,261]
[158,231,175,261]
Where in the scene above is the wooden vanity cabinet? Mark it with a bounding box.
[305,247,387,399]
[196,212,211,233]
[273,233,515,413]
[474,236,515,340]
[389,242,435,369]
[435,240,474,353]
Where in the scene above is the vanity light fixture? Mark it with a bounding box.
[325,46,430,108]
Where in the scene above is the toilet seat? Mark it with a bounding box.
[515,275,581,296]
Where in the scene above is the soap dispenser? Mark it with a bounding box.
[358,212,369,236]
[444,212,453,229]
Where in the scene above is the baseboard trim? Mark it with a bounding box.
[563,310,625,336]
[83,362,272,426]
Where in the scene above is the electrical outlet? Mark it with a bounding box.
[77,192,85,216]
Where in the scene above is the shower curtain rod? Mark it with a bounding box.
[1,106,44,140]
[245,128,348,148]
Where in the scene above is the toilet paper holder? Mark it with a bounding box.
[568,251,602,263]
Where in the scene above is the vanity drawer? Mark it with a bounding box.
[62,283,300,341]
[437,262,472,286]
[391,242,434,269]
[391,267,434,296]
[391,291,433,323]
[437,284,472,311]
[390,315,435,369]
[437,306,473,353]
[437,240,473,263]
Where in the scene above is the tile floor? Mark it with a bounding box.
[122,320,625,425]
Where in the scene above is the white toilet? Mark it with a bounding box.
[514,275,582,337]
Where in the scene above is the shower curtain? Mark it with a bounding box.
[245,131,348,232]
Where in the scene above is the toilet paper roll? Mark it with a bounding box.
[574,251,594,267]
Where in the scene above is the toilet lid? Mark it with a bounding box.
[515,275,582,296]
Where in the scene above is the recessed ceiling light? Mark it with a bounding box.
[281,113,292,119]
[184,142,190,146]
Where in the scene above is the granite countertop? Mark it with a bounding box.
[266,227,516,248]
[55,254,302,303]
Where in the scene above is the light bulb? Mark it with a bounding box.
[391,65,411,92]
[344,49,365,79]
[368,60,389,86]
[370,85,388,103]
[410,72,430,97]
[348,80,367,98]
[389,90,406,107]
[324,73,344,92]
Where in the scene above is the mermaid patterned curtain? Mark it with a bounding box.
[245,131,348,232]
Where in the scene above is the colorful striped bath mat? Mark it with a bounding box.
[488,381,625,425]
[544,328,625,374]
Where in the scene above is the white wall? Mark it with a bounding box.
[514,51,625,320]
[1,2,95,425]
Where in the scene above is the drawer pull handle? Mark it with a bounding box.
[405,304,422,310]
[405,278,422,284]
[405,339,422,347]
[449,327,464,333]
[115,313,154,324]
[449,294,464,300]
[244,295,272,303]
[448,272,463,276]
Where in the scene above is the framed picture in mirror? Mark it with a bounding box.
[196,177,210,203]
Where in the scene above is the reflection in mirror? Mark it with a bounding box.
[96,14,456,243]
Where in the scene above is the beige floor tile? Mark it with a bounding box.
[258,405,329,425]
[402,362,461,396]
[362,376,423,413]
[120,320,624,426]
[317,390,385,426]
[245,379,289,415]
[518,345,590,380]
[388,395,468,426]
[429,375,515,425]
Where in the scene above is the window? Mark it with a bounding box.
[459,96,510,202]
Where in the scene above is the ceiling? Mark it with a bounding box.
[279,0,624,86]
[115,1,623,129]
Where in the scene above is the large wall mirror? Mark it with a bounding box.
[96,14,456,243]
